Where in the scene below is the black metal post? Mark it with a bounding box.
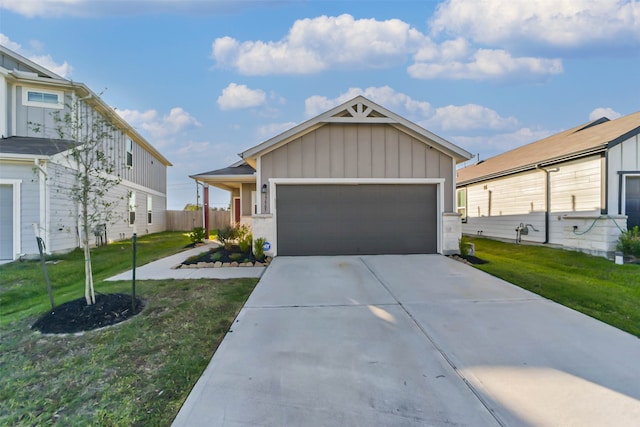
[132,233,137,312]
[36,237,55,310]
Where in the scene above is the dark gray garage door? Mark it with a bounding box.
[276,184,437,256]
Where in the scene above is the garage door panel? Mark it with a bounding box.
[276,184,437,256]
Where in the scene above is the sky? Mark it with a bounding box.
[1,0,639,210]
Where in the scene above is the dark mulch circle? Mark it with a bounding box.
[31,293,144,334]
[462,255,488,264]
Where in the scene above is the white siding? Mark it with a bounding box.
[462,169,546,242]
[548,156,602,244]
[461,155,603,246]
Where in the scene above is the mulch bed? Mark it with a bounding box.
[448,254,488,265]
[182,245,265,265]
[31,293,144,334]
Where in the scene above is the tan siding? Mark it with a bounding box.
[301,132,316,178]
[260,123,456,212]
[287,138,302,177]
[330,126,344,177]
[357,124,372,177]
[316,126,331,177]
[344,125,358,177]
[371,127,386,178]
[412,141,426,178]
[384,127,399,177]
[398,132,412,178]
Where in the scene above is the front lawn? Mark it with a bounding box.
[0,232,258,426]
[468,237,640,337]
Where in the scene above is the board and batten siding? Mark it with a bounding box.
[259,123,454,212]
[607,133,640,215]
[548,156,603,244]
[461,155,603,244]
[14,86,167,196]
[462,170,547,242]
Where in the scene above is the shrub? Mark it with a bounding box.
[254,237,266,261]
[189,227,206,244]
[217,225,238,250]
[617,226,640,257]
[229,253,243,261]
[459,235,471,257]
[239,233,253,254]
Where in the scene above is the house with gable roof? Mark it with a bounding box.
[456,111,640,258]
[191,95,473,256]
[0,45,171,261]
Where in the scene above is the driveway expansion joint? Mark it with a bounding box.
[358,256,507,427]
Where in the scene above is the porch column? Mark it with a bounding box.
[203,184,209,240]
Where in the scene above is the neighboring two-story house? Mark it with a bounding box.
[0,45,171,261]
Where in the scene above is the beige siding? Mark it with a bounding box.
[260,123,455,212]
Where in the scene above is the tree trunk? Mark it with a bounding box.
[83,237,95,305]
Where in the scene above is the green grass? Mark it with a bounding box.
[0,232,258,426]
[0,232,193,325]
[469,237,640,337]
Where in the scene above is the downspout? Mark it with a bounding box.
[537,165,559,244]
[34,158,49,252]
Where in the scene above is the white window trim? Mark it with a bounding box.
[22,87,64,109]
[147,195,153,225]
[126,138,134,168]
[456,187,468,223]
[621,173,640,216]
[128,191,136,227]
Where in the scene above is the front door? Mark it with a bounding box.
[625,176,640,229]
[234,197,241,224]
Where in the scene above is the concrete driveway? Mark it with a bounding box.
[172,255,640,427]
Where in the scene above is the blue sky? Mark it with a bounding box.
[1,0,639,210]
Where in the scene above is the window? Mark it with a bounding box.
[129,192,136,225]
[126,139,133,167]
[23,88,64,109]
[456,188,467,222]
[147,195,153,224]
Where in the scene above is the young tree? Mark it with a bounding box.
[33,93,123,305]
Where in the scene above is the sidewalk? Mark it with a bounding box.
[105,243,266,281]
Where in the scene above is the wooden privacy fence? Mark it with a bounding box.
[166,209,230,232]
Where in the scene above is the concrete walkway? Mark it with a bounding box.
[105,243,265,281]
[172,255,640,427]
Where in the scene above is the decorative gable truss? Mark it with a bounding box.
[323,100,395,123]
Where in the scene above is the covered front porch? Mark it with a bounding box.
[190,161,256,233]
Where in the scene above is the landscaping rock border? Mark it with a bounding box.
[176,257,273,269]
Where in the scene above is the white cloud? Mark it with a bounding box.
[0,0,271,17]
[116,107,201,142]
[304,86,517,134]
[256,122,298,140]
[408,48,563,81]
[431,0,640,50]
[305,86,432,118]
[589,107,622,120]
[217,83,267,110]
[212,14,425,75]
[0,33,73,78]
[427,104,519,131]
[453,127,556,160]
